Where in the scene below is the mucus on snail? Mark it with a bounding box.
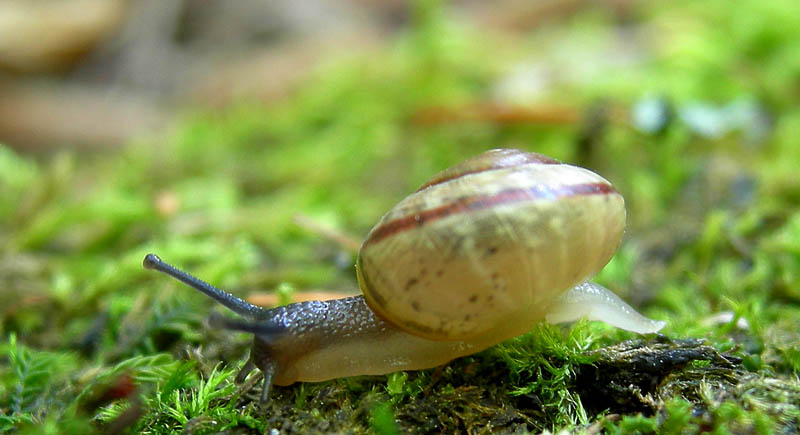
[143,148,665,402]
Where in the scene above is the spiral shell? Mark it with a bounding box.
[356,149,626,341]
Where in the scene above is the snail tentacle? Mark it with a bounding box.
[235,360,256,384]
[260,363,276,403]
[143,254,269,318]
[208,312,284,338]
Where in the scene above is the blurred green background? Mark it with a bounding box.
[1,0,799,433]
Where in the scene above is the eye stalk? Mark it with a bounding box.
[144,253,286,403]
[143,253,272,320]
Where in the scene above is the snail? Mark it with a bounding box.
[143,148,665,402]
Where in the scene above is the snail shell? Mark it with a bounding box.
[358,149,625,341]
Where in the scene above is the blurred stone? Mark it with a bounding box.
[0,0,127,73]
[678,98,771,141]
[632,96,672,134]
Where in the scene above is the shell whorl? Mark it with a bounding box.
[416,149,560,191]
[357,149,626,341]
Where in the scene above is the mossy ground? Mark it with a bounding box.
[3,0,800,433]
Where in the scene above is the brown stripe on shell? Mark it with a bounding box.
[416,149,560,192]
[365,182,616,246]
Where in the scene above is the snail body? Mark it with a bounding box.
[144,149,665,401]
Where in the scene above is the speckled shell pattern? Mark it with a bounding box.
[357,149,626,341]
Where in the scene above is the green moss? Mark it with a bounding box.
[3,0,800,432]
